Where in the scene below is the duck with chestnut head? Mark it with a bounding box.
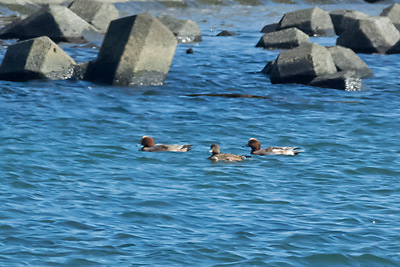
[140,136,192,152]
[246,138,303,156]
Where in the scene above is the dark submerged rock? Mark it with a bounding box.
[308,71,363,91]
[187,93,270,99]
[68,0,120,33]
[216,30,237,36]
[157,15,202,43]
[336,16,400,54]
[329,9,368,35]
[277,7,335,36]
[0,36,76,81]
[270,43,337,85]
[84,13,177,87]
[0,5,99,43]
[256,28,309,49]
[270,0,296,3]
[235,0,263,5]
[326,46,373,78]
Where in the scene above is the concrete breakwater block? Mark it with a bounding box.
[277,7,335,36]
[157,15,202,43]
[308,71,363,91]
[386,39,400,54]
[337,16,400,54]
[256,28,309,49]
[0,36,76,81]
[330,9,368,35]
[260,23,278,34]
[270,43,337,84]
[0,5,99,43]
[85,13,177,86]
[265,43,372,90]
[326,46,373,78]
[68,0,119,33]
[72,62,89,81]
[380,3,400,25]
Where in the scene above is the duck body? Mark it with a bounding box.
[208,144,248,162]
[246,138,303,156]
[140,136,192,152]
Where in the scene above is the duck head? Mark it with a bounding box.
[246,138,261,152]
[209,144,221,155]
[141,136,155,148]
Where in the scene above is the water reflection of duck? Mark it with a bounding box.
[140,136,192,152]
[246,138,303,156]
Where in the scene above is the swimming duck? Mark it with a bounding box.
[208,144,248,162]
[246,138,303,155]
[140,136,192,152]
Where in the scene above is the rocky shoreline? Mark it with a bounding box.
[0,0,397,89]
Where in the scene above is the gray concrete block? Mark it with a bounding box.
[381,3,400,25]
[158,15,202,43]
[336,16,400,54]
[0,5,100,43]
[68,0,119,33]
[277,7,335,36]
[270,43,337,84]
[0,36,76,81]
[85,13,177,86]
[308,71,363,91]
[256,28,309,49]
[260,23,278,34]
[330,9,368,35]
[327,45,373,78]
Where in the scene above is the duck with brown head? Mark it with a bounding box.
[208,144,249,162]
[140,136,192,152]
[246,138,303,156]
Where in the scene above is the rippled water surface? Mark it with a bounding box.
[2,2,400,266]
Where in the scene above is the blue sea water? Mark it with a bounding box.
[2,1,400,266]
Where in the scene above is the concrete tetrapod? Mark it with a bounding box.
[68,0,119,33]
[0,36,76,81]
[277,7,335,36]
[337,16,400,54]
[85,13,177,87]
[270,43,337,85]
[0,5,99,43]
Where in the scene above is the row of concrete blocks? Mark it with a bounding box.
[0,1,202,43]
[0,2,389,90]
[257,5,400,54]
[0,13,180,86]
[263,43,372,91]
[254,4,400,90]
[0,0,203,86]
